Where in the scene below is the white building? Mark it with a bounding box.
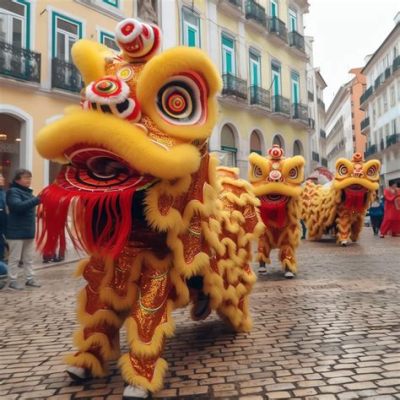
[360,14,400,186]
[325,82,353,170]
[305,36,328,170]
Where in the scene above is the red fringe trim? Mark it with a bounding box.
[36,183,136,259]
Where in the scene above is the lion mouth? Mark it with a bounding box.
[62,145,157,192]
[261,194,289,204]
[343,184,368,211]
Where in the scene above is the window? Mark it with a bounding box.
[52,13,82,61]
[291,71,300,104]
[250,131,262,154]
[392,119,397,135]
[221,124,237,167]
[271,61,281,96]
[182,7,200,48]
[249,50,261,87]
[0,0,30,48]
[390,85,396,107]
[102,0,119,7]
[222,34,235,75]
[383,90,388,113]
[270,0,279,17]
[288,9,297,32]
[99,31,119,52]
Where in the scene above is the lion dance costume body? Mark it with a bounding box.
[302,153,381,245]
[248,145,305,278]
[35,19,263,399]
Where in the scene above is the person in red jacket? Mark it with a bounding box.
[380,182,400,238]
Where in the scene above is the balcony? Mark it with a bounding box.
[267,17,287,42]
[386,133,400,148]
[222,74,248,100]
[321,158,328,167]
[245,0,267,27]
[393,55,400,72]
[320,129,326,139]
[271,95,290,116]
[0,41,41,83]
[52,58,83,93]
[384,67,391,80]
[288,31,305,53]
[312,151,320,162]
[291,102,308,123]
[228,0,242,7]
[249,86,270,109]
[360,117,370,131]
[360,86,373,107]
[365,144,377,157]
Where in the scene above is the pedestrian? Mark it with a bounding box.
[368,192,384,236]
[380,182,400,238]
[6,169,41,290]
[0,172,7,263]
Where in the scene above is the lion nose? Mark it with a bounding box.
[353,170,364,178]
[268,170,283,182]
[83,76,142,122]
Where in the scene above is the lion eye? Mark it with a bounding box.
[337,164,348,176]
[156,73,206,125]
[253,165,263,178]
[289,167,298,179]
[367,165,378,178]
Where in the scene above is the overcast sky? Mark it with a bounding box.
[304,0,399,108]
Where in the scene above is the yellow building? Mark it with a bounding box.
[0,0,137,192]
[1,0,311,192]
[161,0,311,176]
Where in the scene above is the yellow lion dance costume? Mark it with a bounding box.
[302,153,381,246]
[248,145,305,278]
[35,18,263,399]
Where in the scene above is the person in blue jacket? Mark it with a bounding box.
[6,169,41,290]
[368,192,384,236]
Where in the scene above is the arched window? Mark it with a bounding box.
[293,139,304,156]
[272,134,285,150]
[250,130,262,154]
[221,124,237,167]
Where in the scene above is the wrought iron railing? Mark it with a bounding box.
[249,86,270,109]
[386,133,400,148]
[361,117,370,131]
[288,31,305,52]
[267,17,287,41]
[245,0,266,26]
[271,95,290,115]
[0,41,41,83]
[228,0,242,7]
[222,74,248,99]
[365,144,377,157]
[312,151,320,162]
[374,73,384,90]
[384,67,391,80]
[291,102,308,123]
[360,86,373,105]
[320,129,326,139]
[52,58,83,93]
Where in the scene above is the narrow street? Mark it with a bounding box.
[1,230,400,400]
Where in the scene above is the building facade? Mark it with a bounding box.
[1,0,312,192]
[305,36,327,170]
[360,14,400,186]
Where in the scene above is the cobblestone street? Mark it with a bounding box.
[1,230,400,400]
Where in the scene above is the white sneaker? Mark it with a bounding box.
[258,266,267,276]
[122,384,149,399]
[66,366,91,382]
[284,270,295,279]
[340,240,348,246]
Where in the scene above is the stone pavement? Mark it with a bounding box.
[1,230,400,400]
